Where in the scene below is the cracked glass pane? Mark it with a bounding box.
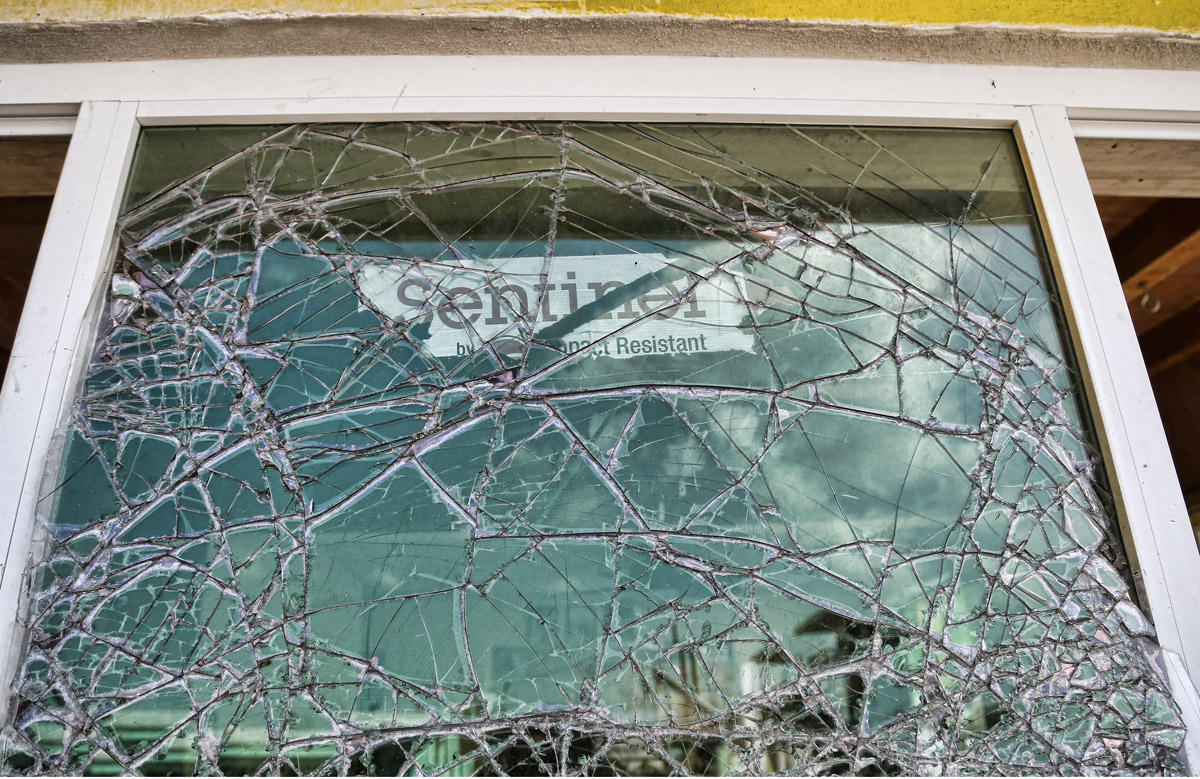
[3,122,1186,775]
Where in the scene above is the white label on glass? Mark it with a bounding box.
[357,254,756,359]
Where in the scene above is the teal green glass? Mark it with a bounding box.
[4,123,1184,776]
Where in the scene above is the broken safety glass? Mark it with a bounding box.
[3,122,1186,775]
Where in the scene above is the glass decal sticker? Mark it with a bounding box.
[3,123,1186,775]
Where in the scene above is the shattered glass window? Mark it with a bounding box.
[4,123,1187,776]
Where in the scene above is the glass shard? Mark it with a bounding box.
[3,122,1185,776]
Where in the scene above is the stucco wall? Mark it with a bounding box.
[6,0,1200,34]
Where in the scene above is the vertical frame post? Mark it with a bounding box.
[0,101,139,724]
[1016,104,1200,765]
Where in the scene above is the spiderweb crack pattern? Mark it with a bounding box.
[2,122,1186,776]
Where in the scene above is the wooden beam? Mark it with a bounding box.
[1142,299,1200,376]
[0,137,68,198]
[1187,487,1200,514]
[1112,198,1200,289]
[1093,194,1157,240]
[1078,138,1200,198]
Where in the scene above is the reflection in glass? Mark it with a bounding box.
[3,123,1184,776]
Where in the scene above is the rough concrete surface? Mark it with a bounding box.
[0,14,1198,68]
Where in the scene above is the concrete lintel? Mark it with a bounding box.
[1,14,1198,69]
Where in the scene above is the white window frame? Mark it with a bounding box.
[2,54,1199,767]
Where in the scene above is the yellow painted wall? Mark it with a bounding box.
[6,0,1200,34]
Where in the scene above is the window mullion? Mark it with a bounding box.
[0,99,139,723]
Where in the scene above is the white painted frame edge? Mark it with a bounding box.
[0,63,1197,763]
[1071,119,1200,141]
[0,116,75,137]
[0,100,139,726]
[1,56,1200,117]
